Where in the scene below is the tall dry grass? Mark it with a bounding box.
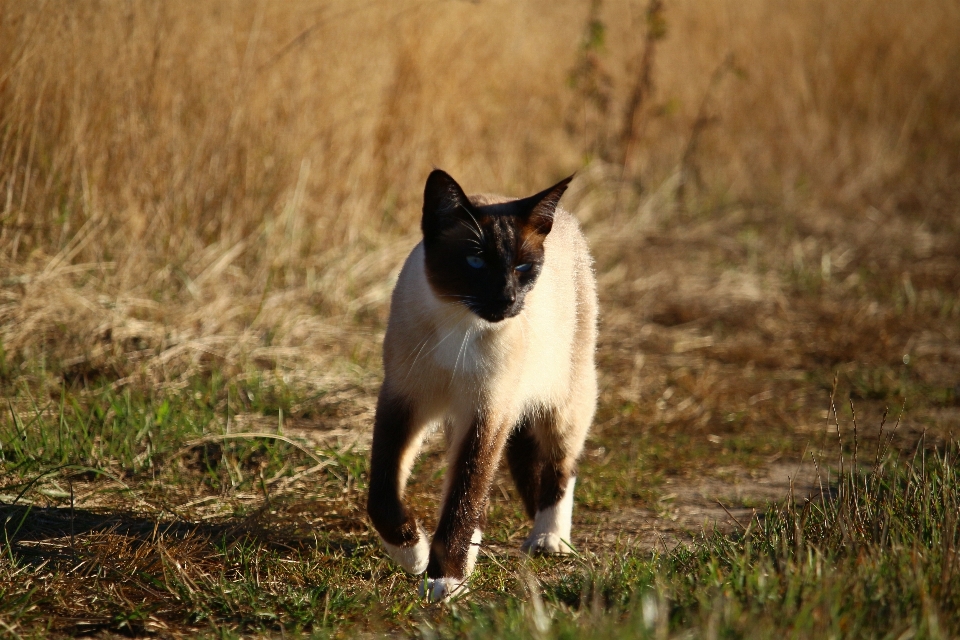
[0,0,957,386]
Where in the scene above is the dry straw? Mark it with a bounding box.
[0,0,957,386]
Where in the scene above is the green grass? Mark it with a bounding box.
[1,375,958,637]
[0,372,303,492]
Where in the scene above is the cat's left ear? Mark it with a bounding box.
[422,169,473,239]
[518,175,574,236]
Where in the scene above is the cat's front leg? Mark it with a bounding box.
[367,391,430,575]
[422,414,510,602]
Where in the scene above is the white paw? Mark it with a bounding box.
[464,527,482,576]
[523,477,576,556]
[521,532,574,555]
[418,576,470,603]
[381,523,430,574]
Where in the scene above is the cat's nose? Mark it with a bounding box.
[500,290,517,304]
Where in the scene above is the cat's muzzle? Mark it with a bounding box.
[474,301,523,323]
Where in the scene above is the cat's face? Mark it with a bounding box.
[420,170,571,323]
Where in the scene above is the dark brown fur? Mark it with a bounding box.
[505,408,577,517]
[505,415,544,519]
[367,392,421,547]
[426,413,512,579]
[421,170,570,323]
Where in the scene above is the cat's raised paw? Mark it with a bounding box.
[419,577,470,603]
[381,523,430,575]
[521,532,574,556]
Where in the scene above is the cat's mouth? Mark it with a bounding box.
[469,302,523,323]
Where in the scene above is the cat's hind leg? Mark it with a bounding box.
[505,413,543,519]
[522,471,576,555]
[367,391,431,575]
[512,406,590,555]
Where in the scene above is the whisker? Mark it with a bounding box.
[452,326,472,385]
[519,231,536,256]
[456,218,484,242]
[404,322,464,382]
[457,202,486,242]
[401,333,435,383]
[516,311,532,356]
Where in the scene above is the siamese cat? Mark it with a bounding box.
[367,169,598,602]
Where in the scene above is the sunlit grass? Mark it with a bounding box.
[0,0,958,636]
[2,372,957,637]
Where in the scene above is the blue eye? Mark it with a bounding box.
[515,263,532,272]
[466,256,486,269]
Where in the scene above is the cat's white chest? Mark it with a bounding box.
[430,322,484,374]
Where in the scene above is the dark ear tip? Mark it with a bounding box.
[554,174,575,191]
[424,169,461,200]
[541,174,574,206]
[542,174,574,202]
[423,169,469,224]
[425,168,454,186]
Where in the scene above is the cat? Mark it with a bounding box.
[367,169,598,602]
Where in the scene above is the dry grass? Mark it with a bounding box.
[1,0,958,386]
[1,0,959,635]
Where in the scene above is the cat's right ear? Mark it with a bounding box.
[422,169,472,238]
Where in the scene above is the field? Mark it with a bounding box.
[1,0,959,637]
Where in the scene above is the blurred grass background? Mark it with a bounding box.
[1,1,960,635]
[1,0,957,384]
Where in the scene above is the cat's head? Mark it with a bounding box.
[420,169,572,323]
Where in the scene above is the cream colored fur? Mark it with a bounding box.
[381,522,430,575]
[380,198,598,593]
